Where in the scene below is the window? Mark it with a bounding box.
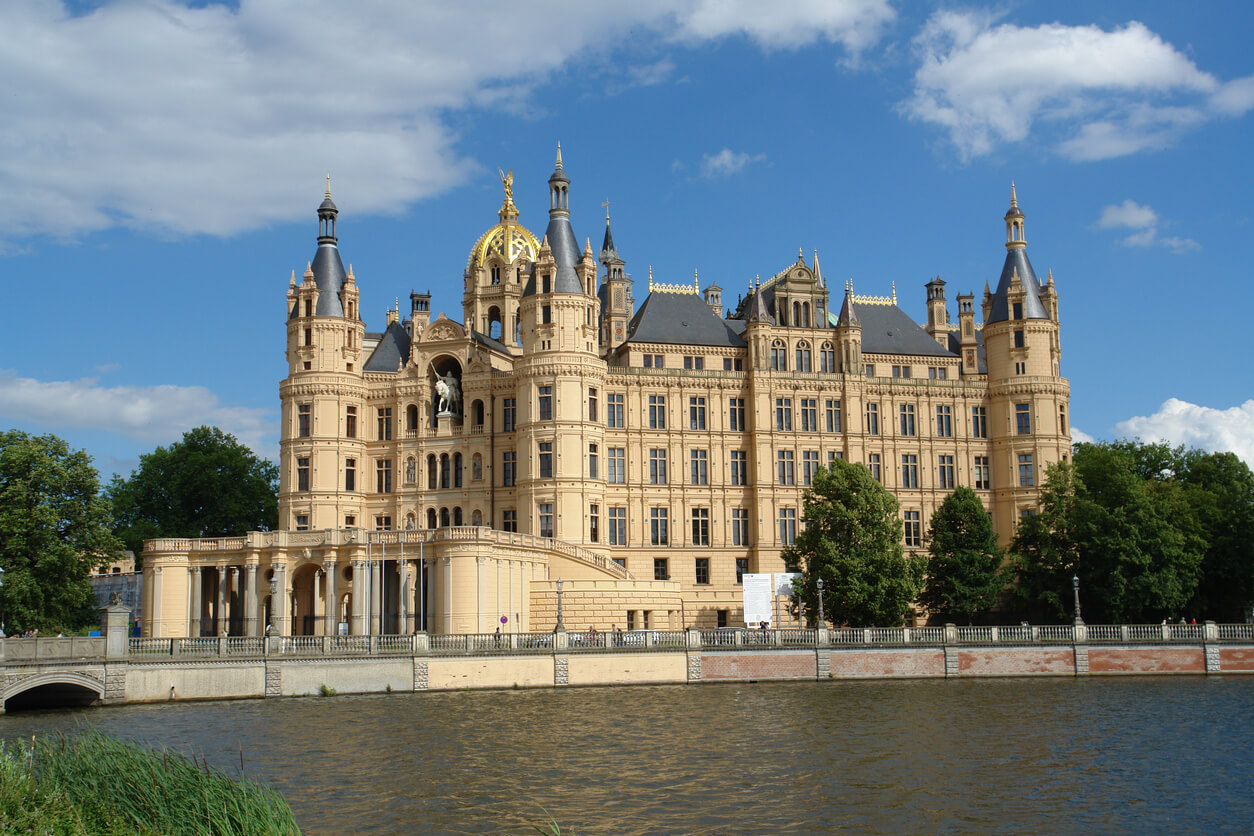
[376,459,393,493]
[695,557,710,583]
[502,509,518,533]
[691,509,710,546]
[539,503,554,538]
[689,396,707,430]
[892,364,911,379]
[471,453,482,481]
[802,450,820,485]
[502,398,517,432]
[899,404,916,436]
[650,507,669,546]
[775,398,793,431]
[627,611,636,630]
[732,509,749,547]
[717,609,728,628]
[538,386,553,421]
[589,504,599,543]
[904,511,921,548]
[1060,405,1068,435]
[928,367,948,380]
[427,455,437,489]
[608,447,626,484]
[297,404,311,437]
[828,450,845,466]
[820,343,836,373]
[825,399,842,433]
[972,406,988,438]
[868,453,881,482]
[1013,302,1023,320]
[538,442,554,478]
[974,456,991,490]
[730,450,747,486]
[304,327,312,346]
[345,458,356,492]
[770,340,787,371]
[649,448,667,484]
[866,403,879,435]
[654,558,669,581]
[345,406,357,438]
[502,451,517,487]
[778,507,797,546]
[901,455,919,489]
[723,357,744,371]
[1014,329,1025,348]
[374,516,392,532]
[344,515,355,528]
[1018,454,1035,487]
[683,355,704,370]
[648,394,666,429]
[938,455,955,489]
[588,443,599,479]
[541,305,551,324]
[1015,361,1027,375]
[608,507,627,545]
[936,405,953,437]
[377,407,393,441]
[454,452,463,488]
[800,399,818,432]
[440,454,450,489]
[728,398,746,431]
[297,457,310,491]
[607,393,624,427]
[865,364,875,377]
[777,450,795,485]
[795,343,811,372]
[690,449,708,485]
[588,388,598,422]
[1016,403,1032,435]
[736,557,750,583]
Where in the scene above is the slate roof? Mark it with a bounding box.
[542,215,584,294]
[363,321,411,373]
[625,291,746,348]
[309,243,347,317]
[844,303,956,358]
[986,247,1048,323]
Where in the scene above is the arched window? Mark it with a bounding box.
[802,302,811,328]
[793,301,801,327]
[406,404,418,432]
[440,507,450,527]
[795,341,812,372]
[440,454,450,489]
[427,455,437,490]
[453,507,463,526]
[820,342,836,373]
[488,306,502,341]
[453,453,463,488]
[426,508,437,529]
[472,453,483,481]
[472,399,485,426]
[770,339,787,371]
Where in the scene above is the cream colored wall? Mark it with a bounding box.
[426,656,553,690]
[566,654,687,686]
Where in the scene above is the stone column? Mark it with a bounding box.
[398,560,408,636]
[323,555,337,637]
[189,567,202,637]
[151,566,163,638]
[244,564,259,637]
[274,564,289,636]
[351,560,366,635]
[215,564,227,636]
[371,559,382,635]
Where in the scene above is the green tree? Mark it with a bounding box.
[785,459,924,627]
[0,431,121,632]
[107,426,278,561]
[1175,450,1254,620]
[919,487,1004,624]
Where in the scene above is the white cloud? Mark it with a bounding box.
[0,1,891,244]
[1115,398,1254,466]
[0,370,276,457]
[700,148,767,178]
[1070,427,1096,445]
[1095,199,1198,252]
[903,13,1251,161]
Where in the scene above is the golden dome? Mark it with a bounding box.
[467,170,540,269]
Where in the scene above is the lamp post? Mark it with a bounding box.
[1072,574,1083,624]
[555,578,565,632]
[816,577,825,627]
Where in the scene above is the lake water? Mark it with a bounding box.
[4,677,1253,834]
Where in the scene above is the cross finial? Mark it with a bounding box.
[602,197,610,224]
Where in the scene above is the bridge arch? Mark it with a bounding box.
[2,671,104,712]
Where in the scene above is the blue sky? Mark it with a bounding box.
[2,0,1253,477]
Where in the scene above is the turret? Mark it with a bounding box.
[925,276,948,346]
[598,202,633,354]
[956,291,979,375]
[835,281,862,374]
[703,280,723,317]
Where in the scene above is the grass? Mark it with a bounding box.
[0,730,301,835]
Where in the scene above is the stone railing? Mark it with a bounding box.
[0,636,106,660]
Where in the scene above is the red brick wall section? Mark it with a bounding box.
[1088,647,1205,674]
[700,652,815,680]
[957,649,1074,676]
[827,649,945,679]
[1218,648,1254,673]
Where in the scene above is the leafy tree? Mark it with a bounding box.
[919,487,1004,624]
[0,430,121,632]
[108,426,278,561]
[1175,450,1254,620]
[785,459,924,627]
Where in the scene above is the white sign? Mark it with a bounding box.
[742,573,774,626]
[774,572,802,597]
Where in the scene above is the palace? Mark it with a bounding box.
[141,147,1071,638]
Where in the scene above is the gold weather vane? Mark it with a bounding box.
[602,198,610,223]
[498,167,514,201]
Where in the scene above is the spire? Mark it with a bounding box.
[648,265,653,293]
[813,249,823,286]
[747,280,773,323]
[555,141,564,171]
[694,269,699,293]
[837,280,859,327]
[1010,181,1018,208]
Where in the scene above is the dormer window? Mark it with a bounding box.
[1013,302,1023,320]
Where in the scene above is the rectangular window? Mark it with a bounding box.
[538,442,554,478]
[589,503,599,543]
[1019,453,1035,487]
[730,450,747,486]
[690,449,708,485]
[587,388,598,422]
[776,449,796,485]
[502,398,517,432]
[723,357,744,371]
[800,399,818,432]
[825,399,842,433]
[297,404,311,438]
[689,396,707,430]
[1060,405,1068,435]
[539,503,554,538]
[695,557,710,583]
[377,407,393,441]
[627,610,636,630]
[650,507,669,546]
[502,451,517,487]
[683,355,705,370]
[736,557,750,583]
[344,458,356,492]
[607,393,624,428]
[691,508,710,546]
[901,454,919,489]
[865,364,875,377]
[778,507,797,546]
[297,457,310,491]
[1014,329,1025,348]
[899,404,916,436]
[648,394,667,429]
[936,405,953,437]
[938,455,955,490]
[649,448,667,484]
[608,507,627,545]
[538,386,553,421]
[588,443,598,479]
[728,398,746,432]
[717,609,728,628]
[374,515,391,531]
[345,406,357,438]
[502,509,517,533]
[796,345,811,372]
[344,515,355,529]
[1015,361,1027,375]
[974,455,991,490]
[376,459,393,493]
[892,364,911,378]
[928,366,949,380]
[868,453,881,482]
[820,346,836,373]
[608,447,626,484]
[972,406,988,438]
[775,398,793,431]
[654,558,669,581]
[829,451,844,465]
[802,450,820,485]
[771,344,787,371]
[1016,403,1032,435]
[643,354,663,368]
[732,508,749,547]
[904,510,921,548]
[866,403,879,435]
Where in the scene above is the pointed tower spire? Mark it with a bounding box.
[813,249,823,287]
[1010,180,1018,209]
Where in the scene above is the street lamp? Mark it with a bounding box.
[816,577,825,627]
[1072,574,1083,624]
[555,578,565,632]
